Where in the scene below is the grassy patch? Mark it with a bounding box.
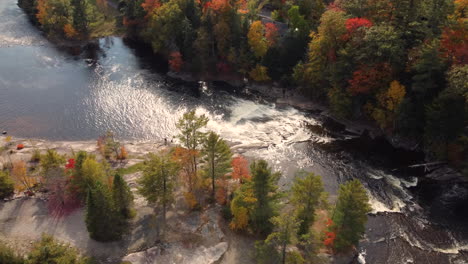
[115,162,145,175]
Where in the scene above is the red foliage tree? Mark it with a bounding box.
[440,25,468,65]
[343,17,372,40]
[348,63,391,95]
[47,162,82,218]
[324,231,336,247]
[65,158,75,170]
[141,0,161,15]
[204,0,229,13]
[345,18,373,33]
[169,51,183,72]
[265,23,279,47]
[231,156,250,183]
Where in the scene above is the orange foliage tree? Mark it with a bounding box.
[142,0,161,15]
[63,24,78,39]
[118,146,128,160]
[36,0,48,25]
[172,147,199,191]
[231,155,250,183]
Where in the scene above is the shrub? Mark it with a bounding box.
[28,234,91,263]
[0,244,24,264]
[17,144,24,150]
[184,192,200,210]
[0,170,14,199]
[40,149,66,178]
[31,149,41,162]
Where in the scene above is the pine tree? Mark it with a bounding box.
[290,171,327,236]
[138,152,179,222]
[176,110,208,181]
[331,179,371,252]
[85,182,122,241]
[255,211,302,264]
[202,132,232,200]
[71,0,90,36]
[112,173,134,219]
[251,160,280,235]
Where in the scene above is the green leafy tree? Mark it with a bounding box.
[290,171,327,236]
[81,157,108,190]
[144,1,184,52]
[202,132,232,200]
[447,65,468,102]
[138,152,179,221]
[112,173,134,219]
[331,179,371,252]
[251,160,280,235]
[85,182,123,241]
[27,235,91,264]
[0,170,14,199]
[287,5,309,37]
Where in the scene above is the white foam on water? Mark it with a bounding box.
[357,249,366,264]
[400,230,468,255]
[368,191,405,213]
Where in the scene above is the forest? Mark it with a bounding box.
[17,0,468,174]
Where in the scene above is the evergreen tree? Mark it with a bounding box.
[176,110,209,178]
[85,182,123,241]
[255,211,302,264]
[202,132,232,200]
[290,171,327,236]
[138,152,179,222]
[331,179,371,252]
[71,0,90,36]
[251,160,280,235]
[112,173,134,219]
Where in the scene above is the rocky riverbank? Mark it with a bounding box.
[0,136,232,264]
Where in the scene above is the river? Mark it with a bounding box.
[1,0,467,263]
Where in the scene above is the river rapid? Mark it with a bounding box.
[1,0,467,263]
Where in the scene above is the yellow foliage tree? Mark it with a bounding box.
[370,80,406,130]
[247,21,267,58]
[249,64,271,82]
[381,80,406,112]
[229,183,256,231]
[11,161,37,192]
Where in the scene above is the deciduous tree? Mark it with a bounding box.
[248,21,267,58]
